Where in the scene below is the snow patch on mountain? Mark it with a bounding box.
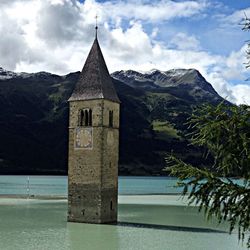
[164,68,196,77]
[0,67,18,79]
[0,67,53,80]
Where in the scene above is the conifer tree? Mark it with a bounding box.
[166,103,250,247]
[167,16,250,248]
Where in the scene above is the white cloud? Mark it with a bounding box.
[231,84,250,105]
[3,0,207,73]
[151,27,159,39]
[222,45,248,80]
[0,0,250,105]
[0,11,31,69]
[221,7,250,26]
[169,32,201,51]
[36,0,83,46]
[99,0,208,22]
[205,72,236,103]
[202,45,250,104]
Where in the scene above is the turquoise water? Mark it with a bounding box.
[0,198,247,250]
[0,176,248,250]
[0,176,182,196]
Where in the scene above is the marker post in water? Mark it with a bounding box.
[27,176,30,198]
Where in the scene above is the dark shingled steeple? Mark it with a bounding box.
[69,38,120,103]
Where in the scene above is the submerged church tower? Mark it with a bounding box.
[67,29,120,223]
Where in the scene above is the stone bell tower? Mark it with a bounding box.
[67,28,120,224]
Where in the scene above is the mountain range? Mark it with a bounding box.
[0,67,226,175]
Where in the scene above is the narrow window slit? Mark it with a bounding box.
[109,110,113,127]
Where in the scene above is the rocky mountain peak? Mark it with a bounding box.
[112,68,202,84]
[0,67,56,81]
[112,68,220,102]
[0,67,17,80]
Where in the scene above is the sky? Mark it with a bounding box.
[0,0,250,104]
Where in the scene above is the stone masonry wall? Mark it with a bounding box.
[68,99,120,223]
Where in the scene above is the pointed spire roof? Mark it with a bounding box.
[69,38,120,103]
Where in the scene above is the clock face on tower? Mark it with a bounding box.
[75,127,93,149]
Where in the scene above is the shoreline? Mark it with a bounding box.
[0,194,192,207]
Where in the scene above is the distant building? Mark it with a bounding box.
[67,28,120,223]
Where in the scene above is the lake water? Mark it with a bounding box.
[0,175,183,196]
[0,176,248,250]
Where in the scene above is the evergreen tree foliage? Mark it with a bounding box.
[165,103,250,247]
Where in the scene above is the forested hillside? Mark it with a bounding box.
[0,67,227,175]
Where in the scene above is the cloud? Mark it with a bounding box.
[221,7,250,26]
[169,32,201,51]
[0,11,30,69]
[202,45,250,104]
[36,0,83,47]
[102,23,250,105]
[205,72,236,103]
[0,0,33,7]
[0,0,249,105]
[107,22,153,62]
[223,45,248,80]
[231,84,250,105]
[1,0,207,72]
[98,0,208,22]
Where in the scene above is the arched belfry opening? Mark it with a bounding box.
[84,109,89,126]
[89,109,92,126]
[67,25,120,224]
[79,110,84,126]
[78,109,92,127]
